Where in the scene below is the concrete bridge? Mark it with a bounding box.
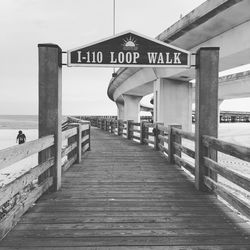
[108,0,250,130]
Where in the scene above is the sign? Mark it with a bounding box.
[67,30,190,68]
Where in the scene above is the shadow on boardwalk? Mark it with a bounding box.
[1,128,250,249]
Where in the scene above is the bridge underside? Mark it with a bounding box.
[1,128,250,248]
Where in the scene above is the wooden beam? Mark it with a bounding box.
[195,47,219,191]
[168,125,181,164]
[38,43,62,191]
[77,124,82,163]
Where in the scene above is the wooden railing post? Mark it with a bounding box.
[116,120,119,135]
[87,122,91,151]
[67,125,77,162]
[105,120,108,131]
[38,43,62,191]
[140,121,145,144]
[101,119,104,130]
[106,120,108,132]
[110,120,113,133]
[195,47,219,191]
[127,120,133,140]
[117,120,121,136]
[77,124,82,163]
[108,120,110,132]
[168,125,182,164]
[154,123,163,150]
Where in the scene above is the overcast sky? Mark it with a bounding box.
[1,0,250,116]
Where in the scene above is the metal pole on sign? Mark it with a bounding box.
[112,0,117,77]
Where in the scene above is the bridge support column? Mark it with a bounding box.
[123,94,142,122]
[153,78,192,131]
[38,44,62,191]
[116,102,124,120]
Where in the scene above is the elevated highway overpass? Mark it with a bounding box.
[107,0,250,130]
[141,70,250,110]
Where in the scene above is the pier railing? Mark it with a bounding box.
[90,117,250,219]
[202,135,250,218]
[0,117,90,239]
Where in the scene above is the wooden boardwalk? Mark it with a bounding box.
[1,128,250,249]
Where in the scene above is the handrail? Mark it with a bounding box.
[0,135,54,171]
[0,116,91,240]
[203,135,250,163]
[202,134,250,219]
[172,127,195,141]
[0,135,55,239]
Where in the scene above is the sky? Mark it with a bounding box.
[1,0,250,116]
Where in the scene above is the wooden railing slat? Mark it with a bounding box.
[158,125,168,133]
[131,122,140,126]
[172,127,195,141]
[61,142,78,158]
[81,135,89,144]
[158,134,168,143]
[202,135,250,163]
[0,177,53,240]
[174,154,195,176]
[204,157,250,193]
[158,143,168,155]
[173,142,195,159]
[62,127,77,141]
[0,157,54,207]
[0,135,54,170]
[144,138,154,145]
[144,123,155,128]
[204,176,250,219]
[82,143,90,154]
[62,154,77,172]
[81,124,90,131]
[132,135,140,141]
[131,129,141,133]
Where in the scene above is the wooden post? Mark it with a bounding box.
[88,122,91,151]
[77,124,82,163]
[105,120,108,131]
[154,123,163,150]
[159,126,165,151]
[195,47,219,191]
[108,120,110,132]
[127,120,133,140]
[140,121,145,144]
[67,127,76,161]
[38,44,62,191]
[168,125,182,164]
[116,120,119,135]
[101,119,104,130]
[117,120,122,136]
[110,120,115,134]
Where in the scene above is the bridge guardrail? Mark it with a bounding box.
[88,116,250,220]
[0,117,90,240]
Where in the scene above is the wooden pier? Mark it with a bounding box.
[1,127,250,249]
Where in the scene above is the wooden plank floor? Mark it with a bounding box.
[1,127,250,249]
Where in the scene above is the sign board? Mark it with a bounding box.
[67,30,190,68]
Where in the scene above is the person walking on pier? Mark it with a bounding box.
[16,130,26,144]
